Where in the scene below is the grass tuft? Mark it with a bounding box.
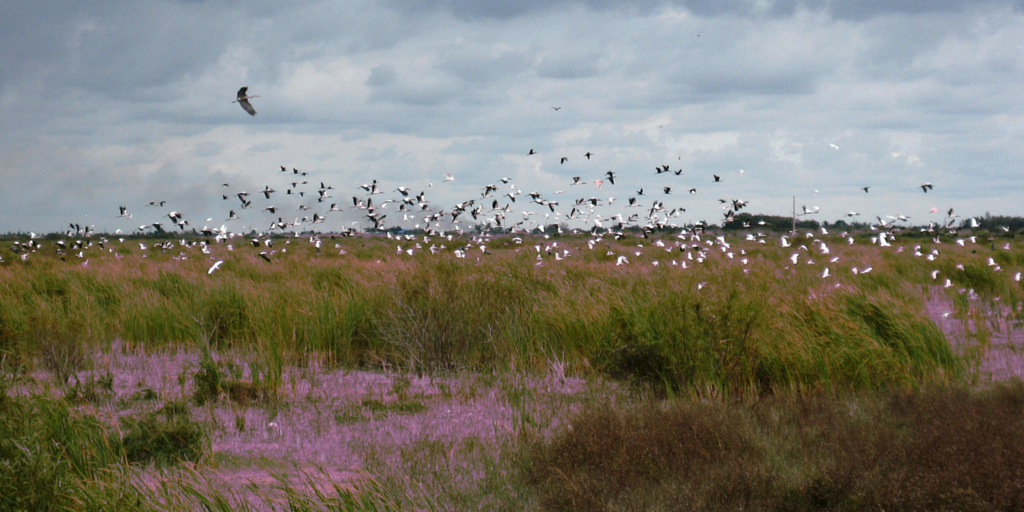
[120,401,208,466]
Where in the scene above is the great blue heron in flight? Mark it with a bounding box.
[234,86,258,116]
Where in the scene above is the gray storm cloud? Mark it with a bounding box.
[1,0,1023,233]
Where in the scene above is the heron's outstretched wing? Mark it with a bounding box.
[238,98,256,116]
[236,86,248,100]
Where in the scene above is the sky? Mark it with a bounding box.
[3,0,1024,235]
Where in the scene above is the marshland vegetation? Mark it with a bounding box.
[2,229,1023,510]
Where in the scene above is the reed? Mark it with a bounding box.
[3,232,1016,395]
[527,382,1024,512]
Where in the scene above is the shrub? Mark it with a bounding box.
[120,400,207,466]
[529,400,768,511]
[528,384,1024,512]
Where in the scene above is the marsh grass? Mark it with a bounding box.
[65,370,115,404]
[121,400,208,466]
[189,351,281,407]
[2,232,1024,509]
[137,465,412,512]
[2,233,1011,395]
[0,384,132,510]
[527,382,1024,512]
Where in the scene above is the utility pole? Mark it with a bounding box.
[792,196,797,235]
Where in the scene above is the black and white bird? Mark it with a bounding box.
[234,87,259,116]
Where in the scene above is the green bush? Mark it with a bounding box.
[121,401,207,466]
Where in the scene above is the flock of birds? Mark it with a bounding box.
[93,88,958,240]
[3,86,1021,292]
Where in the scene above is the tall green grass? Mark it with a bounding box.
[1,234,1017,394]
[0,368,197,510]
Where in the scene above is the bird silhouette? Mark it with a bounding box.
[234,87,258,116]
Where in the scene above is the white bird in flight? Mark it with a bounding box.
[208,260,224,275]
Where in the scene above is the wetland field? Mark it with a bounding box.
[3,227,1024,511]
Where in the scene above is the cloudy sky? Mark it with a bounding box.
[3,0,1024,234]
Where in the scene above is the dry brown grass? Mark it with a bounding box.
[527,383,1024,512]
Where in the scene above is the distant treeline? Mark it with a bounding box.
[3,213,1024,239]
[720,212,1024,235]
[976,214,1024,232]
[722,213,821,231]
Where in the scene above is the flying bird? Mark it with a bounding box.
[208,260,224,275]
[234,87,259,116]
[921,183,934,193]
